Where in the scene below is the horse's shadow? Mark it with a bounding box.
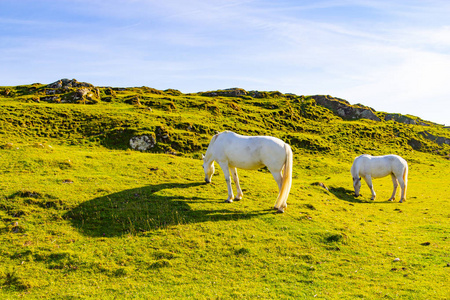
[329,186,369,203]
[329,186,393,204]
[65,182,270,237]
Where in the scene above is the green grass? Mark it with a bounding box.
[0,83,449,299]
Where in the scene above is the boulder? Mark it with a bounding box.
[129,135,156,151]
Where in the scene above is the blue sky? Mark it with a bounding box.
[1,0,450,125]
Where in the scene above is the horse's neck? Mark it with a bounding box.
[204,145,216,163]
[351,161,360,177]
[204,133,223,162]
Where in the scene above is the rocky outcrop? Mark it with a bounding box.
[200,88,285,99]
[200,88,247,97]
[311,95,380,121]
[41,79,99,104]
[385,114,430,126]
[419,131,450,146]
[408,131,450,150]
[47,78,93,89]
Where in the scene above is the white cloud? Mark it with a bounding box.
[1,0,450,124]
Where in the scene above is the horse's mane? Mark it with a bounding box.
[210,133,219,144]
[210,131,229,145]
[204,131,227,160]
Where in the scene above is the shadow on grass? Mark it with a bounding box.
[65,182,271,237]
[329,186,395,204]
[329,186,370,203]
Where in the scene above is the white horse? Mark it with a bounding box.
[351,154,408,202]
[202,131,293,213]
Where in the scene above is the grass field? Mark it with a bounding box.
[0,83,449,299]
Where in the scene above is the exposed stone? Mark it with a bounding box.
[248,91,269,98]
[60,88,99,104]
[419,131,450,146]
[41,79,99,104]
[130,135,157,151]
[311,95,381,121]
[385,113,430,126]
[40,96,60,102]
[155,126,170,141]
[47,78,93,89]
[201,88,247,97]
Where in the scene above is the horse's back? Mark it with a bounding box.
[220,131,285,151]
[214,131,287,170]
[372,155,407,168]
[355,154,407,178]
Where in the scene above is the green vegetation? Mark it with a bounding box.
[0,81,449,299]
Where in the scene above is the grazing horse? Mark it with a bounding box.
[202,131,293,213]
[351,154,408,202]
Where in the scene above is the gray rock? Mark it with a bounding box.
[47,78,94,89]
[419,131,450,146]
[312,95,380,121]
[130,135,156,151]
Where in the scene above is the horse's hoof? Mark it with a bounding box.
[225,199,233,203]
[276,209,284,213]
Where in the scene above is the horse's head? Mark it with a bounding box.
[202,154,215,183]
[353,177,362,197]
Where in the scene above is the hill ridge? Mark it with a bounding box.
[1,79,449,158]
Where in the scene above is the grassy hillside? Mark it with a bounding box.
[0,80,449,299]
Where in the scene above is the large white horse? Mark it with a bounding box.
[351,154,408,202]
[202,131,293,213]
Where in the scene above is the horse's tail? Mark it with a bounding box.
[402,163,408,200]
[275,143,293,212]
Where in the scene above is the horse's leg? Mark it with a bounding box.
[397,175,406,203]
[230,167,243,200]
[363,175,376,200]
[218,161,234,203]
[388,174,398,201]
[271,171,284,210]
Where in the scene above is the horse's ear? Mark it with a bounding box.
[202,154,205,160]
[359,177,361,181]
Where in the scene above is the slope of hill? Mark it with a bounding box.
[1,79,449,157]
[0,79,449,298]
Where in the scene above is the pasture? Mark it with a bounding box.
[0,84,449,299]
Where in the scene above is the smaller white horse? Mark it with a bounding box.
[351,154,408,202]
[202,131,293,212]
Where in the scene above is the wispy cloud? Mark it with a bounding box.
[1,0,449,123]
